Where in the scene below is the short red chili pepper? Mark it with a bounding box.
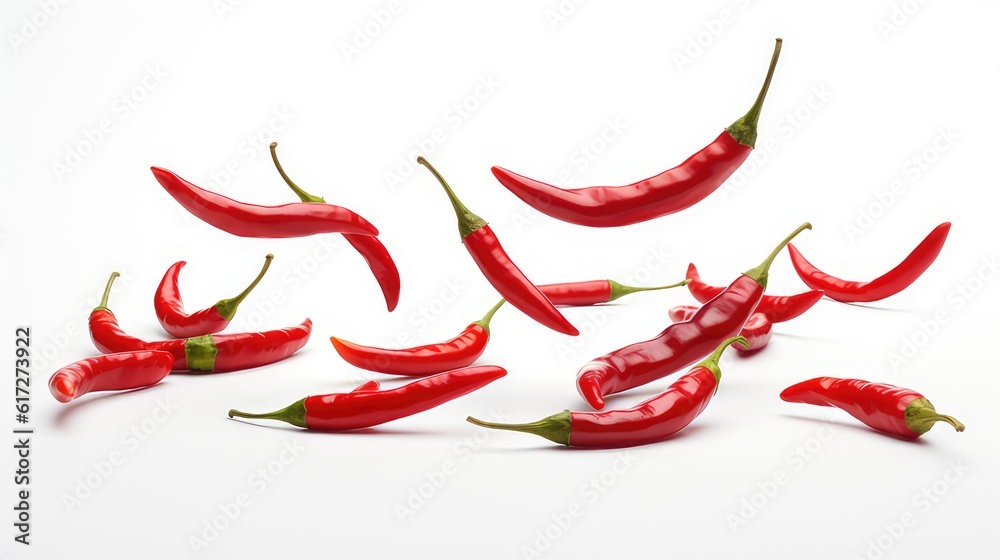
[48,351,174,403]
[490,39,782,228]
[417,157,578,336]
[538,278,689,306]
[269,143,401,311]
[228,365,507,430]
[468,337,746,448]
[685,263,821,322]
[330,300,505,376]
[669,305,772,356]
[787,222,951,303]
[155,254,273,338]
[576,222,810,410]
[90,273,311,372]
[780,377,964,438]
[150,167,379,238]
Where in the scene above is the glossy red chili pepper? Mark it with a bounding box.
[780,377,964,438]
[490,39,781,228]
[228,365,507,430]
[685,263,821,322]
[576,222,810,410]
[269,143,401,311]
[538,279,689,306]
[787,222,951,303]
[330,300,505,376]
[468,337,745,448]
[90,273,311,372]
[669,305,772,355]
[417,157,578,336]
[155,254,273,338]
[48,351,174,403]
[150,167,378,238]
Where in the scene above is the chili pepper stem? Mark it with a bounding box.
[96,272,120,311]
[472,299,506,334]
[608,279,690,302]
[215,254,275,320]
[269,142,326,204]
[726,38,782,148]
[695,336,748,387]
[467,411,572,446]
[417,157,487,238]
[905,397,965,435]
[228,399,308,429]
[744,222,812,288]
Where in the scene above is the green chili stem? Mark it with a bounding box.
[726,38,782,148]
[472,299,506,334]
[608,279,690,301]
[417,157,487,239]
[97,272,120,311]
[269,142,326,204]
[215,254,274,320]
[228,399,308,429]
[744,222,812,288]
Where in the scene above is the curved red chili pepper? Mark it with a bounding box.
[269,143,401,311]
[330,300,505,376]
[48,351,174,403]
[150,167,379,238]
[787,222,951,303]
[780,377,964,438]
[228,365,507,430]
[155,254,273,338]
[468,337,746,448]
[538,278,689,306]
[417,157,578,336]
[576,223,810,410]
[490,39,782,228]
[90,273,311,372]
[668,305,772,356]
[685,263,821,322]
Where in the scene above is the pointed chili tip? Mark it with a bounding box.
[577,376,606,410]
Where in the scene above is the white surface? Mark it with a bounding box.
[2,1,998,558]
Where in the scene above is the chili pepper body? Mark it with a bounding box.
[228,366,507,431]
[669,305,772,355]
[48,351,174,403]
[780,377,964,438]
[150,167,378,238]
[685,263,821,322]
[787,222,951,303]
[490,39,782,228]
[538,279,689,306]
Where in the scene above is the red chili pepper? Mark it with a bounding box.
[330,300,505,376]
[155,254,273,338]
[780,377,964,438]
[150,167,379,238]
[538,279,689,306]
[269,143,401,311]
[468,337,746,448]
[90,273,311,372]
[685,263,821,322]
[576,222,810,410]
[490,39,782,228]
[228,365,507,430]
[417,157,578,336]
[787,222,951,303]
[669,305,772,356]
[48,351,174,403]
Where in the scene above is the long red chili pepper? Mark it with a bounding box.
[417,157,578,336]
[576,222,810,410]
[468,337,746,448]
[154,254,274,338]
[90,273,311,372]
[685,263,821,322]
[780,377,964,438]
[490,39,782,228]
[150,167,378,238]
[48,351,174,403]
[669,305,772,356]
[228,365,507,430]
[330,300,505,376]
[787,222,951,303]
[538,278,689,306]
[269,143,401,311]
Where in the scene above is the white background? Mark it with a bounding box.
[2,1,998,558]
